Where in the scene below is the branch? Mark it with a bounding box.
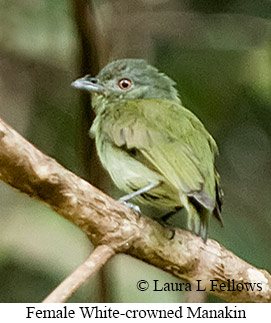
[0,117,270,303]
[43,245,115,303]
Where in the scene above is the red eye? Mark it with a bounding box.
[118,78,132,90]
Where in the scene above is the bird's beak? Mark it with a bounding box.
[71,75,105,93]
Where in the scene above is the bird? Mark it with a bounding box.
[72,58,223,241]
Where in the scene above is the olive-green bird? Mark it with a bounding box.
[72,59,223,241]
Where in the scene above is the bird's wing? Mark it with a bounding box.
[102,99,217,210]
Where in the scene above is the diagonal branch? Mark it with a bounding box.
[0,117,270,303]
[42,245,115,303]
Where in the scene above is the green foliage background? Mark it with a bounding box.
[0,0,270,302]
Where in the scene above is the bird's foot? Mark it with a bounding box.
[167,228,175,240]
[120,201,141,214]
[157,218,175,240]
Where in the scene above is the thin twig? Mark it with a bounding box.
[43,245,115,303]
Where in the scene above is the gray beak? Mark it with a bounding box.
[71,75,104,92]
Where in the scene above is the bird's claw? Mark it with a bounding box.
[157,218,175,239]
[120,201,141,214]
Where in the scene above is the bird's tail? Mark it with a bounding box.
[185,199,209,242]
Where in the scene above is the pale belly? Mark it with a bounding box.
[97,139,181,209]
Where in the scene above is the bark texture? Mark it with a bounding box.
[0,117,270,303]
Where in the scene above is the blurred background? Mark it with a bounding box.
[0,0,270,303]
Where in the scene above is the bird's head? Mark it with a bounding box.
[72,59,180,110]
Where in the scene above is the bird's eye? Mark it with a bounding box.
[118,78,132,90]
